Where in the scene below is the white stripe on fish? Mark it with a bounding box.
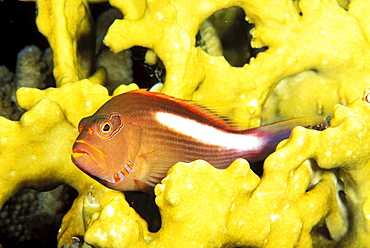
[155,112,262,151]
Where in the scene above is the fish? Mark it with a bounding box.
[71,89,311,192]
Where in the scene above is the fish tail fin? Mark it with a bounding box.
[258,117,312,136]
[247,117,312,162]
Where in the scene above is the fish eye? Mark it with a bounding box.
[97,113,124,140]
[101,121,111,134]
[103,123,110,132]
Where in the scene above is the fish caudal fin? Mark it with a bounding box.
[247,117,311,162]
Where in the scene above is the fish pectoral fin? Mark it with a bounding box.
[138,148,181,186]
[136,163,174,187]
[136,176,157,187]
[137,175,163,187]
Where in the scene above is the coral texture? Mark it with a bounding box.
[0,185,76,246]
[0,45,52,121]
[1,0,370,247]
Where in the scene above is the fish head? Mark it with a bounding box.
[72,112,131,184]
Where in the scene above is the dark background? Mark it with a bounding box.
[0,0,48,71]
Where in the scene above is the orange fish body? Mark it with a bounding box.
[72,90,310,192]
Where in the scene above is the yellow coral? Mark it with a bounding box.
[36,0,94,85]
[2,0,370,247]
[105,0,370,127]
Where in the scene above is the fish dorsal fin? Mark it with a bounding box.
[129,89,240,130]
[192,100,243,130]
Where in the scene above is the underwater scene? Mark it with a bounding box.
[0,0,369,247]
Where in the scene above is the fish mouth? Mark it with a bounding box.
[72,140,124,185]
[72,140,108,176]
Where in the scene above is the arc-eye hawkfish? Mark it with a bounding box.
[72,89,310,192]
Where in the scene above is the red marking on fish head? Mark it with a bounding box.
[72,112,131,184]
[100,170,153,192]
